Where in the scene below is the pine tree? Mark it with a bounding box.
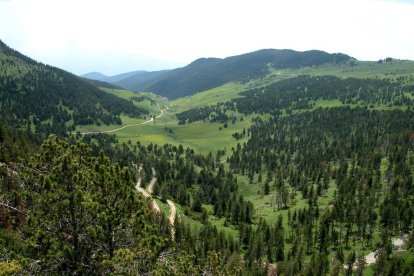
[23,137,167,274]
[264,180,270,195]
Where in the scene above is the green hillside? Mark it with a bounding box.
[115,49,351,99]
[0,40,148,137]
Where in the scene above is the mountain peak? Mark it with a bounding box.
[188,57,222,66]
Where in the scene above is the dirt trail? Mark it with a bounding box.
[167,199,176,225]
[134,164,160,213]
[81,104,168,135]
[167,199,176,239]
[146,168,157,194]
[81,117,154,135]
[134,164,176,239]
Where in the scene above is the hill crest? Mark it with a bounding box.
[113,49,352,99]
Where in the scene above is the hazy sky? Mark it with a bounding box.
[1,0,413,75]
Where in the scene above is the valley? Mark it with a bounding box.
[1,39,414,275]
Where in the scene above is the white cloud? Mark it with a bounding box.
[1,0,413,74]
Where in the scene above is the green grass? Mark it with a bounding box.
[101,88,137,100]
[171,201,204,233]
[236,170,396,266]
[154,199,170,214]
[203,204,239,239]
[0,51,32,77]
[311,99,408,111]
[116,114,252,156]
[78,101,253,155]
[236,173,311,228]
[171,82,244,113]
[77,84,253,155]
[313,99,343,108]
[267,60,414,80]
[154,198,238,238]
[101,88,167,116]
[75,115,147,133]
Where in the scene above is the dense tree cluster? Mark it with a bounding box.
[81,77,124,90]
[130,95,157,105]
[1,135,172,274]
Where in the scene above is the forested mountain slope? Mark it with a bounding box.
[0,40,147,136]
[81,77,124,90]
[113,49,351,99]
[172,73,414,274]
[176,75,414,124]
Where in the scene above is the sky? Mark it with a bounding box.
[0,0,413,75]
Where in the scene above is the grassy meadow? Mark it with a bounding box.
[77,83,251,155]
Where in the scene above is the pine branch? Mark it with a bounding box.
[0,201,25,214]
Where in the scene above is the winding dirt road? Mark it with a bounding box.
[167,199,176,226]
[146,168,157,194]
[133,164,177,236]
[155,103,166,119]
[82,117,154,135]
[167,199,176,238]
[134,165,160,213]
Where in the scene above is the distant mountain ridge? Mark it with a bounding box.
[83,49,351,99]
[81,71,107,81]
[113,70,170,92]
[81,77,124,90]
[81,70,148,83]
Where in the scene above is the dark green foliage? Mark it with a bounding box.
[118,49,351,99]
[176,75,414,124]
[81,77,124,89]
[0,123,39,162]
[228,106,414,273]
[0,40,147,136]
[0,123,38,235]
[1,136,171,274]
